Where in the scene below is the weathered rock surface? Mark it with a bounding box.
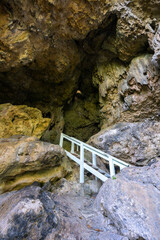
[119,54,160,123]
[93,54,160,128]
[150,24,160,67]
[0,185,57,240]
[0,103,50,139]
[0,163,159,240]
[95,162,160,240]
[0,136,72,193]
[88,120,160,166]
[0,182,127,240]
[0,1,160,142]
[0,0,110,108]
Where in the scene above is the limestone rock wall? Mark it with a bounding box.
[0,103,50,139]
[0,0,160,143]
[93,54,160,128]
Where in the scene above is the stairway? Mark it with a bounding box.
[59,133,130,183]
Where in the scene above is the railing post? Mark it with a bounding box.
[109,158,115,178]
[71,142,74,154]
[59,133,63,148]
[92,152,96,166]
[76,145,79,152]
[92,152,97,181]
[80,142,84,183]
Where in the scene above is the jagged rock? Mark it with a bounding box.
[119,54,160,123]
[0,103,50,139]
[0,185,58,240]
[88,120,160,165]
[0,1,160,143]
[0,183,127,240]
[0,0,110,108]
[93,54,160,128]
[149,23,160,67]
[0,136,72,193]
[0,164,159,240]
[95,162,160,240]
[93,59,127,127]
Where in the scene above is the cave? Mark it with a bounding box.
[0,1,160,239]
[0,0,160,144]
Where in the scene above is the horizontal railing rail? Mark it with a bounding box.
[61,133,129,167]
[59,133,130,183]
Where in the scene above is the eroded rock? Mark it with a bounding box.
[0,1,160,142]
[0,103,50,139]
[88,120,160,165]
[0,183,127,240]
[93,54,160,128]
[119,54,160,123]
[0,185,58,240]
[95,162,160,240]
[1,163,159,240]
[149,23,160,67]
[0,136,72,193]
[64,94,100,141]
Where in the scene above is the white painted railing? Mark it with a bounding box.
[59,133,130,183]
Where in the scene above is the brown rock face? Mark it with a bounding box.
[0,103,50,139]
[0,163,159,240]
[0,0,109,108]
[0,0,160,142]
[0,135,72,193]
[119,55,160,123]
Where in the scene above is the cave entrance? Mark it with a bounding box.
[63,15,118,142]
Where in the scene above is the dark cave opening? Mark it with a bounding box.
[0,9,155,144]
[62,14,118,142]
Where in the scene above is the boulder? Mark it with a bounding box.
[95,162,160,240]
[0,185,58,240]
[0,103,50,139]
[0,163,159,240]
[0,135,72,193]
[0,183,127,240]
[88,120,160,166]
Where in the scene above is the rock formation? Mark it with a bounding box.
[0,135,72,193]
[0,103,50,139]
[0,0,160,142]
[0,163,159,240]
[88,120,160,166]
[93,54,160,128]
[0,0,160,239]
[95,162,160,240]
[0,180,128,240]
